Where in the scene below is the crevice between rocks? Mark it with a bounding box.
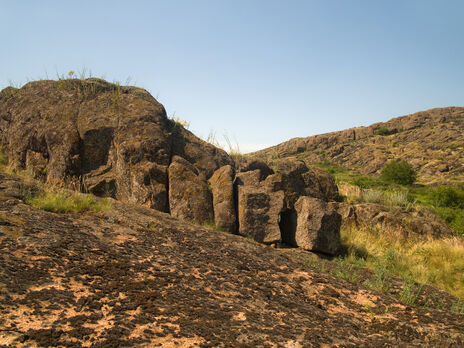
[279,209,298,247]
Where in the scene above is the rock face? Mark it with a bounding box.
[0,79,232,213]
[168,156,213,225]
[337,202,453,239]
[209,165,236,232]
[234,162,341,248]
[0,79,343,251]
[294,197,341,255]
[250,107,464,185]
[268,158,340,207]
[237,185,285,243]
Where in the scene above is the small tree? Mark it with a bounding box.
[381,160,417,185]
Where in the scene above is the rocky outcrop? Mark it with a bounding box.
[168,156,213,225]
[0,79,343,252]
[294,197,341,255]
[337,202,453,239]
[267,158,340,208]
[238,158,274,180]
[209,165,236,232]
[235,162,341,247]
[250,107,464,185]
[0,79,232,213]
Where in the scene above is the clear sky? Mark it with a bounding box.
[1,0,463,152]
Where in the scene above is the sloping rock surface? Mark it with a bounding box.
[250,107,464,184]
[0,173,463,347]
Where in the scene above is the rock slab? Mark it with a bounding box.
[294,196,341,255]
[168,156,213,225]
[209,165,236,232]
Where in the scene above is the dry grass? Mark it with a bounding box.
[339,225,464,298]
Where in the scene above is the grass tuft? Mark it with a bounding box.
[26,188,112,213]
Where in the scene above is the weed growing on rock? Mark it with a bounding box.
[169,113,190,130]
[400,280,424,306]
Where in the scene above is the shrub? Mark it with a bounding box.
[381,160,417,185]
[434,207,464,236]
[375,127,390,136]
[431,186,464,208]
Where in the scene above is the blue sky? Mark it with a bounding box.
[1,1,463,152]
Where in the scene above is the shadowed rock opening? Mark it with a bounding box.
[80,127,114,173]
[279,209,297,247]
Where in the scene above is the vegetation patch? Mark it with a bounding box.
[26,188,112,213]
[380,160,417,185]
[339,225,464,299]
[374,127,397,136]
[315,161,464,235]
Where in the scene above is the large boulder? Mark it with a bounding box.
[168,156,213,225]
[337,202,452,240]
[209,165,236,232]
[294,196,341,255]
[237,186,284,244]
[264,157,340,207]
[238,158,274,181]
[0,79,232,212]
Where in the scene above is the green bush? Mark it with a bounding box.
[431,186,464,208]
[375,127,390,136]
[434,207,464,236]
[381,160,417,185]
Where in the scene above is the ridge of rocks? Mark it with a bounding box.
[250,107,464,184]
[0,79,341,255]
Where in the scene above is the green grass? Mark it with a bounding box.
[26,189,112,213]
[314,162,464,235]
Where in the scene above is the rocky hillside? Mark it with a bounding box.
[1,172,463,347]
[0,79,345,256]
[250,107,464,185]
[1,79,463,346]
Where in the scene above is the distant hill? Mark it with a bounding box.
[250,107,464,185]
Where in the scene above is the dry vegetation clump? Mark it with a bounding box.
[339,225,464,299]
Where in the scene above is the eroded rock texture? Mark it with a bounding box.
[0,79,343,250]
[209,165,236,232]
[168,156,214,225]
[0,79,232,213]
[250,107,464,185]
[294,196,341,255]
